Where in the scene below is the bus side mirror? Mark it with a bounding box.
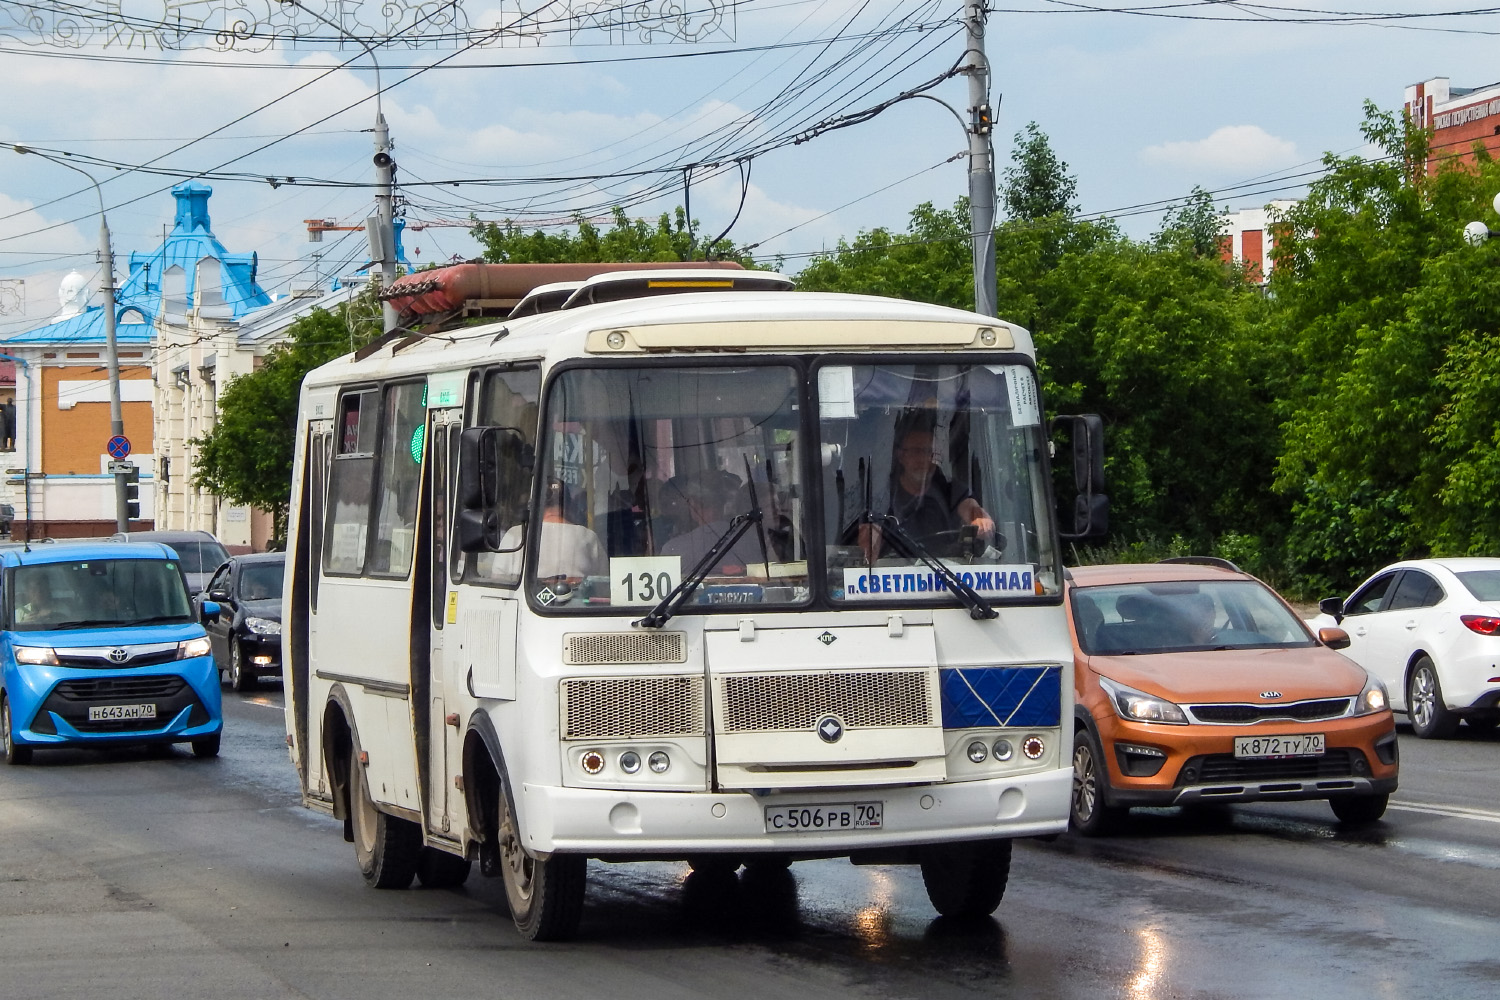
[457,426,530,553]
[1051,414,1109,541]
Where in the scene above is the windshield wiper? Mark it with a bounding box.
[862,512,998,621]
[117,615,191,627]
[48,619,125,630]
[636,506,763,629]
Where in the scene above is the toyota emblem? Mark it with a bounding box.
[108,647,129,664]
[1260,690,1283,700]
[816,716,843,743]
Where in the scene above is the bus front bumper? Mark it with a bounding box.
[517,767,1071,856]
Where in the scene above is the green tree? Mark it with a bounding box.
[192,291,382,543]
[472,206,756,265]
[1001,122,1078,221]
[1155,186,1229,260]
[1267,102,1500,586]
[795,199,973,307]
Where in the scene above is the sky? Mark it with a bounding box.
[1,0,1498,334]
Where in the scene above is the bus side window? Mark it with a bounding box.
[463,366,540,587]
[368,381,427,577]
[324,389,379,576]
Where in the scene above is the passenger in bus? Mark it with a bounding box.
[491,480,606,586]
[661,471,768,576]
[861,428,996,560]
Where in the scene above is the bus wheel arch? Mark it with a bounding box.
[321,692,356,840]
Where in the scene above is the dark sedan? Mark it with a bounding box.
[200,553,285,691]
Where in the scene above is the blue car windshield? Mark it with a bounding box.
[9,559,194,631]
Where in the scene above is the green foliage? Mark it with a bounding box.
[795,199,973,308]
[472,206,757,265]
[1155,186,1230,260]
[191,288,382,543]
[1001,122,1078,221]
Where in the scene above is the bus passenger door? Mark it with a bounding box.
[298,421,333,798]
[427,410,464,835]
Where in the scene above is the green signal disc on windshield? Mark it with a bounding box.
[410,424,426,463]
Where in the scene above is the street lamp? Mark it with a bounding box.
[1462,191,1500,245]
[280,0,399,332]
[13,145,130,532]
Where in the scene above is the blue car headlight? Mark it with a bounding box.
[177,637,212,659]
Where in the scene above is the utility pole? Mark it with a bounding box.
[962,3,997,318]
[13,146,129,531]
[373,112,398,332]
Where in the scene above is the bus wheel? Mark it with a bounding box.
[349,748,421,889]
[497,784,585,941]
[417,846,472,889]
[919,839,1012,919]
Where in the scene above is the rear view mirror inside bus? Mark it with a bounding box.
[458,426,530,552]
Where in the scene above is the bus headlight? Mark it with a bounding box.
[177,637,212,660]
[992,738,1014,761]
[619,751,642,774]
[1022,735,1046,760]
[966,741,989,763]
[13,646,57,666]
[580,750,605,775]
[648,751,671,773]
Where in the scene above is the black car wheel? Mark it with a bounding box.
[3,694,32,765]
[230,641,255,693]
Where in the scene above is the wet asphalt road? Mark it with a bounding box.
[2,690,1498,1000]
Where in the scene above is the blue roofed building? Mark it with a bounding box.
[1,181,273,540]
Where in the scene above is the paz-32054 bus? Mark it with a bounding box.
[282,262,1104,940]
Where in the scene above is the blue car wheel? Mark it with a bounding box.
[3,692,32,765]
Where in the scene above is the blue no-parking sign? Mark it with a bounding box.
[106,435,131,460]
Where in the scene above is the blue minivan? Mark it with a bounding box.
[0,542,223,763]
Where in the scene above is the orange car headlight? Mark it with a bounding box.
[1099,675,1187,725]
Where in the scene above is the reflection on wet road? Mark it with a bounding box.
[1,687,1497,1000]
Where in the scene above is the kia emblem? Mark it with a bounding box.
[817,716,843,743]
[108,647,129,664]
[1260,691,1283,700]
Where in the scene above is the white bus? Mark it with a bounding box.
[283,263,1104,940]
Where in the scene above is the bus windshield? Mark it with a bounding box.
[9,559,194,631]
[524,364,810,610]
[819,362,1059,603]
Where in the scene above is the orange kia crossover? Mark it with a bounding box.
[1066,559,1398,834]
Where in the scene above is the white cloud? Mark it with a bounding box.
[1139,126,1298,172]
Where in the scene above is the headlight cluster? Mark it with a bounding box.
[13,645,57,665]
[1355,673,1389,715]
[580,748,671,776]
[177,637,212,659]
[965,735,1044,763]
[1099,675,1187,724]
[245,617,282,636]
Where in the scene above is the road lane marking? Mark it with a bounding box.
[243,698,283,709]
[1389,801,1500,825]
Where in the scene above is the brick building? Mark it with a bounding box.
[1405,77,1500,170]
[1219,201,1296,284]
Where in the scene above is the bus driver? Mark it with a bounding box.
[862,428,996,560]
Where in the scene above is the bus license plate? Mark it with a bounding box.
[1234,733,1324,758]
[88,703,158,722]
[764,802,883,833]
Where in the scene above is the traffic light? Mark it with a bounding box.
[124,465,140,520]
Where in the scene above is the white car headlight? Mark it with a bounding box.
[1355,673,1389,715]
[13,645,57,666]
[245,617,282,636]
[1099,675,1188,725]
[177,637,212,660]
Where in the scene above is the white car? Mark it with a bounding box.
[1311,558,1500,738]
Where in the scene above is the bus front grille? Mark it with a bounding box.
[561,675,705,739]
[564,632,686,665]
[718,670,934,732]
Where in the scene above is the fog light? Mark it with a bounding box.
[252,655,273,665]
[992,738,1014,761]
[620,751,641,774]
[966,741,989,763]
[580,750,605,775]
[1116,742,1165,757]
[648,751,670,773]
[1022,735,1046,760]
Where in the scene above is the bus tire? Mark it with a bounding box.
[919,839,1012,919]
[349,747,421,889]
[417,846,472,889]
[497,782,586,941]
